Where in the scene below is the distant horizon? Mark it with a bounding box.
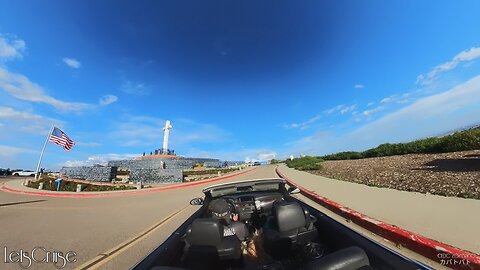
[1,1,480,169]
[7,122,478,172]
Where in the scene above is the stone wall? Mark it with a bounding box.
[60,166,117,182]
[129,169,183,184]
[61,157,222,184]
[107,157,220,183]
[108,159,163,169]
[107,157,221,170]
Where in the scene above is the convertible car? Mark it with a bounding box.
[133,178,431,270]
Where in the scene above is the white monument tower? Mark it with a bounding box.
[162,120,173,154]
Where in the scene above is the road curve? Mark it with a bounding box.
[2,165,477,270]
[0,166,278,270]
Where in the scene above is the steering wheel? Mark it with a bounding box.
[224,198,237,216]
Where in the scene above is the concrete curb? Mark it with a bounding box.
[275,166,480,270]
[0,168,257,198]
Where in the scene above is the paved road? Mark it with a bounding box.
[277,164,480,255]
[0,167,278,270]
[1,166,477,270]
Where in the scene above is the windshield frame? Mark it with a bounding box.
[202,178,286,198]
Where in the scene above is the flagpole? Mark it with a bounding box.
[35,125,54,180]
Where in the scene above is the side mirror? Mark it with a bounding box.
[288,186,301,194]
[190,197,204,205]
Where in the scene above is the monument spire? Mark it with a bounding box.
[162,120,173,154]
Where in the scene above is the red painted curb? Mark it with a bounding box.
[0,168,257,198]
[275,167,480,270]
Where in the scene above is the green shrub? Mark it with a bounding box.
[292,127,480,163]
[322,151,363,160]
[27,179,136,192]
[437,129,480,152]
[286,156,323,171]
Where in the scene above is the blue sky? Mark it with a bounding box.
[1,1,480,170]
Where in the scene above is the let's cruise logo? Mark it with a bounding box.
[3,247,77,269]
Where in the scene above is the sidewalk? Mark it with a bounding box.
[277,164,480,255]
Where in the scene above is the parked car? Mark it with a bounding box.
[12,170,35,177]
[0,168,11,176]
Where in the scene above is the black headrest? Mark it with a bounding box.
[186,218,223,246]
[273,201,306,232]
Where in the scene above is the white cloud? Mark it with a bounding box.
[367,102,374,107]
[326,104,345,114]
[0,68,117,111]
[380,96,395,103]
[417,47,480,85]
[0,145,36,157]
[354,84,364,89]
[285,115,321,130]
[380,93,411,104]
[111,116,229,147]
[353,75,480,146]
[340,104,357,114]
[0,68,93,112]
[185,148,277,162]
[362,106,385,116]
[325,104,357,115]
[99,95,118,106]
[62,57,81,69]
[121,80,149,95]
[255,151,277,162]
[61,153,138,167]
[288,104,357,130]
[0,106,63,135]
[0,107,39,120]
[287,76,480,156]
[0,35,26,61]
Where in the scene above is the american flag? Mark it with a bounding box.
[49,127,75,151]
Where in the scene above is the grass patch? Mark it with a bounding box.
[321,128,480,160]
[27,176,137,192]
[285,156,323,171]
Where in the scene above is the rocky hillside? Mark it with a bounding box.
[314,150,480,199]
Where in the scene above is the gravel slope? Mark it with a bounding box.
[314,150,480,199]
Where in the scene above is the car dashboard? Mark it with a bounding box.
[221,191,284,224]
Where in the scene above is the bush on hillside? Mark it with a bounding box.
[285,156,323,171]
[437,129,480,152]
[322,151,363,160]
[288,128,480,166]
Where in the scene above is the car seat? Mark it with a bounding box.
[263,201,318,257]
[184,218,242,266]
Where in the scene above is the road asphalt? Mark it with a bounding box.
[0,165,478,269]
[0,167,277,270]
